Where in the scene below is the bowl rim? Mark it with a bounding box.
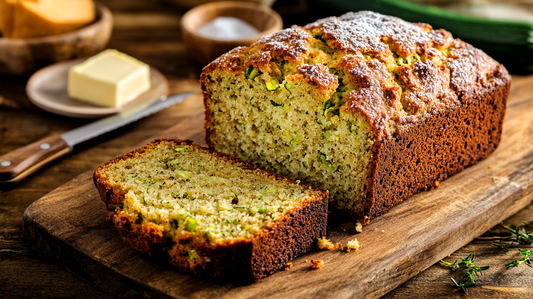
[181,0,283,43]
[0,1,112,44]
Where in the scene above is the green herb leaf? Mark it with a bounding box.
[493,239,513,252]
[441,253,489,294]
[505,248,532,268]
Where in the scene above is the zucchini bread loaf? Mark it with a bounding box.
[201,11,511,224]
[94,139,328,282]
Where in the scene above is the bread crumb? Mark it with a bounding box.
[488,165,493,169]
[435,181,440,188]
[381,230,385,233]
[310,259,324,269]
[346,239,360,252]
[304,260,308,263]
[317,236,335,250]
[284,262,293,270]
[335,242,343,250]
[374,227,377,231]
[355,222,363,233]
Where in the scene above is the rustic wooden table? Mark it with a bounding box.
[1,1,532,298]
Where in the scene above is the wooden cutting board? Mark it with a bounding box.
[23,77,533,299]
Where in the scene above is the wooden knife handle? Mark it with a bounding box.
[0,135,70,183]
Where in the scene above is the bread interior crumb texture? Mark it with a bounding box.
[102,141,318,243]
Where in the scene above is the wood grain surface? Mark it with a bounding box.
[2,1,533,298]
[23,76,533,298]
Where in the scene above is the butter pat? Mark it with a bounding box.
[68,49,151,107]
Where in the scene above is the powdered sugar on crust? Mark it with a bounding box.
[305,11,432,58]
[397,60,456,116]
[447,40,504,96]
[202,46,247,74]
[297,64,338,95]
[248,27,313,64]
[203,11,509,137]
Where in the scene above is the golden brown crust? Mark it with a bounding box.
[200,11,512,225]
[94,139,328,283]
[362,71,510,223]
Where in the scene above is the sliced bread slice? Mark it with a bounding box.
[94,139,328,282]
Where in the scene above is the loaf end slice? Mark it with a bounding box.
[94,139,328,282]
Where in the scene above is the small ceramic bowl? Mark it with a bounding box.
[181,1,283,66]
[0,2,113,76]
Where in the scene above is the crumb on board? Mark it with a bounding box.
[355,222,363,233]
[435,181,440,188]
[346,239,360,252]
[488,165,493,169]
[374,227,377,231]
[304,260,308,263]
[317,236,335,250]
[381,230,385,234]
[311,259,324,269]
[335,242,343,250]
[285,262,293,270]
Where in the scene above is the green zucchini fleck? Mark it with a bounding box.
[176,171,192,181]
[270,100,283,107]
[187,248,198,260]
[284,82,295,91]
[245,66,259,81]
[166,158,180,168]
[265,79,279,91]
[174,147,186,152]
[258,207,267,214]
[186,218,198,231]
[320,153,338,172]
[126,173,136,178]
[323,101,335,116]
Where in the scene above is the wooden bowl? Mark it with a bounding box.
[0,2,113,76]
[181,1,283,66]
[165,0,276,9]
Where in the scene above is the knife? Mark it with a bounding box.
[0,91,195,184]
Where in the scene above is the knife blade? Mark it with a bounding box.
[0,91,195,184]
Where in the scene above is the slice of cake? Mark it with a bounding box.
[94,139,328,282]
[201,11,511,224]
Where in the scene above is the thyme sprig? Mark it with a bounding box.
[490,221,533,269]
[492,238,513,252]
[492,222,533,252]
[440,253,489,294]
[505,248,532,269]
[501,223,533,245]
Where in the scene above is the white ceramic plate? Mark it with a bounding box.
[26,58,169,118]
